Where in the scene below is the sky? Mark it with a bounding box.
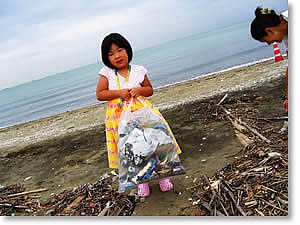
[0,0,288,90]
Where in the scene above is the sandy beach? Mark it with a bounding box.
[0,58,288,216]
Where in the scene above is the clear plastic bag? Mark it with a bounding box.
[118,98,185,192]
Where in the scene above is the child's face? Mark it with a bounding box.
[108,43,129,70]
[259,27,284,45]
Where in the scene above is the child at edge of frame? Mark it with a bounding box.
[96,33,182,197]
[250,6,288,113]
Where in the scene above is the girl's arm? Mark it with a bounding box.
[96,75,131,101]
[129,75,153,98]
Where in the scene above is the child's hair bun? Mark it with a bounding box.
[255,6,263,17]
[255,6,276,17]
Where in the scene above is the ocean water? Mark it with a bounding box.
[0,21,285,129]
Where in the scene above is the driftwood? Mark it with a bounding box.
[235,131,253,147]
[1,176,136,216]
[223,186,246,216]
[42,177,136,216]
[0,184,43,216]
[216,94,271,144]
[216,93,228,106]
[98,207,109,216]
[6,188,48,198]
[258,116,288,121]
[63,195,85,213]
[188,93,288,216]
[219,104,271,144]
[200,200,225,216]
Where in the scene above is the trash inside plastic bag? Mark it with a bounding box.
[118,98,185,192]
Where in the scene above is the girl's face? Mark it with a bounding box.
[108,43,129,70]
[260,27,284,45]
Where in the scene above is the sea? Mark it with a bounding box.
[0,21,286,129]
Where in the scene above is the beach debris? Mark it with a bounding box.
[24,177,32,182]
[235,131,252,147]
[193,199,201,205]
[218,104,271,144]
[139,197,146,203]
[279,121,288,133]
[1,92,288,216]
[216,93,228,106]
[42,176,136,216]
[188,144,288,216]
[0,184,44,216]
[6,188,48,198]
[111,170,118,176]
[186,93,288,216]
[99,173,110,180]
[0,176,136,216]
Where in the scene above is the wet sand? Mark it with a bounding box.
[0,58,288,216]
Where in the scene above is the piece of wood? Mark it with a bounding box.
[186,184,202,190]
[261,185,278,193]
[258,116,288,121]
[239,120,271,143]
[219,105,271,143]
[63,195,85,212]
[6,188,48,198]
[220,201,229,216]
[277,197,288,206]
[114,205,125,216]
[235,130,253,147]
[223,186,247,216]
[98,207,109,216]
[232,120,246,132]
[255,208,265,216]
[200,200,225,216]
[261,199,288,214]
[217,94,228,106]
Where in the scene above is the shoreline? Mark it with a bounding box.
[154,56,275,90]
[0,58,287,156]
[0,56,275,131]
[0,57,274,131]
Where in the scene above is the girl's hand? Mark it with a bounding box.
[119,89,131,101]
[129,87,142,98]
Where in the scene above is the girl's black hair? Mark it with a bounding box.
[250,7,281,40]
[101,33,133,69]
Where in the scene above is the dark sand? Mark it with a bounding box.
[0,58,288,216]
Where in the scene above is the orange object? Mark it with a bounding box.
[273,42,283,62]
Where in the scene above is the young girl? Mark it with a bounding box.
[96,33,182,197]
[250,7,288,112]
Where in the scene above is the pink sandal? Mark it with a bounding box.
[159,178,173,192]
[138,183,150,197]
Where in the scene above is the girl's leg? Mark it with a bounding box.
[159,178,173,192]
[138,183,150,197]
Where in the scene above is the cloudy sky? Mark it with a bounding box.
[0,0,288,90]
